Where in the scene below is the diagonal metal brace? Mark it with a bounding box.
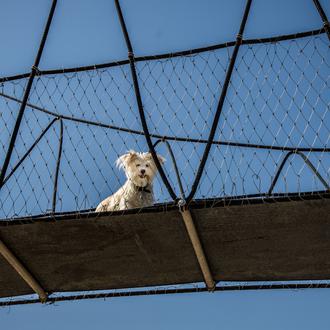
[0,239,47,302]
[179,206,215,291]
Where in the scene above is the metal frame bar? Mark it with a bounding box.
[312,0,330,40]
[153,139,185,200]
[52,119,63,212]
[0,27,325,83]
[1,118,59,188]
[0,239,47,302]
[268,151,330,195]
[187,0,253,203]
[0,0,58,190]
[1,282,329,307]
[114,0,177,201]
[1,91,329,153]
[2,189,328,224]
[180,208,215,291]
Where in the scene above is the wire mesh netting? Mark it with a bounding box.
[0,32,329,219]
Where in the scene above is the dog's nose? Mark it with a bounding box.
[140,169,146,174]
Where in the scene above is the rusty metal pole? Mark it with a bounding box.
[180,207,215,291]
[0,239,47,302]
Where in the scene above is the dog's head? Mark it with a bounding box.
[116,150,165,187]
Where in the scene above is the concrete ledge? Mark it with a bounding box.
[0,196,329,298]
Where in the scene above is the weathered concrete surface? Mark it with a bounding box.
[0,198,329,298]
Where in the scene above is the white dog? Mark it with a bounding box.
[96,150,165,212]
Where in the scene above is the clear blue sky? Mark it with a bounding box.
[0,0,330,329]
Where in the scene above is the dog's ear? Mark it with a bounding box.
[116,150,137,170]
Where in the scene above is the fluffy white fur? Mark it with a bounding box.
[96,150,165,212]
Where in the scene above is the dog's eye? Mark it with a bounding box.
[136,164,140,167]
[146,164,149,168]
